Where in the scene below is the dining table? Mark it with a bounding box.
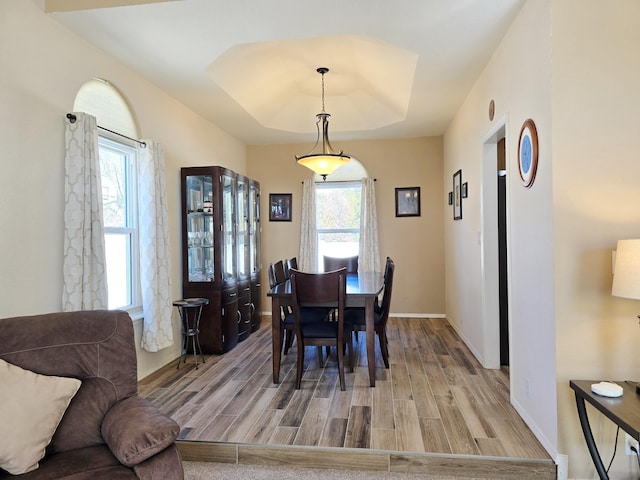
[267,271,385,387]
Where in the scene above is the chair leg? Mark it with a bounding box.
[284,329,294,355]
[316,346,324,366]
[295,337,304,389]
[378,330,390,369]
[337,341,345,391]
[347,337,354,373]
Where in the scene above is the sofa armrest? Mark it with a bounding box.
[133,443,184,480]
[101,395,180,467]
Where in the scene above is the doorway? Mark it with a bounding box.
[480,121,509,370]
[497,138,509,366]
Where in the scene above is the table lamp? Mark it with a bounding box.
[611,238,640,393]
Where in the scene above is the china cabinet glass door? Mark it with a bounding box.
[221,172,236,283]
[237,176,250,279]
[185,175,214,282]
[249,181,260,274]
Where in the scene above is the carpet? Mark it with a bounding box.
[183,461,501,480]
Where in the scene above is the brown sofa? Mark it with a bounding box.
[0,310,184,479]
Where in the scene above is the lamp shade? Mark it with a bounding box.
[297,153,350,177]
[612,239,640,299]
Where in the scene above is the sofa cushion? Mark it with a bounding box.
[0,359,81,475]
[0,446,138,480]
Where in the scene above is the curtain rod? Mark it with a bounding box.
[66,113,147,148]
[302,178,376,184]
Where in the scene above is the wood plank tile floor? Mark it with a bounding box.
[139,317,554,478]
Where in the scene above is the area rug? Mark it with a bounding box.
[183,461,500,480]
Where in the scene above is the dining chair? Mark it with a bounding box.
[287,257,298,273]
[344,257,395,368]
[273,260,287,284]
[273,259,331,355]
[290,267,353,391]
[267,262,277,290]
[323,254,358,273]
[283,258,291,279]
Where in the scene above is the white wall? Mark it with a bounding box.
[0,0,246,379]
[444,0,557,459]
[552,1,640,478]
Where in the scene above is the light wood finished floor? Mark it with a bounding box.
[139,317,555,479]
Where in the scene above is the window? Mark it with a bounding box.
[315,181,361,270]
[99,136,141,310]
[73,78,142,312]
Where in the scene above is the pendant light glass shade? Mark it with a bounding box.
[296,68,350,180]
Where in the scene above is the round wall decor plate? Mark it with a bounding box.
[518,119,538,188]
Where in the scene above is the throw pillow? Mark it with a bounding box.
[0,358,81,475]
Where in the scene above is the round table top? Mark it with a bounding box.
[173,298,209,307]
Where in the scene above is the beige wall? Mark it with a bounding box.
[247,137,445,316]
[446,0,640,477]
[444,0,557,457]
[0,1,246,379]
[552,1,640,478]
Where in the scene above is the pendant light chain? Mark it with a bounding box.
[321,70,326,114]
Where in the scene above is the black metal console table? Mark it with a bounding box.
[569,380,640,480]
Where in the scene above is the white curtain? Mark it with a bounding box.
[358,177,381,273]
[137,141,174,352]
[299,179,318,272]
[62,113,108,311]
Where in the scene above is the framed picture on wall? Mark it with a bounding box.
[269,193,292,221]
[518,118,539,188]
[395,187,421,217]
[453,169,462,220]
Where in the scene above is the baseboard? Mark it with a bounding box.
[261,312,446,319]
[177,441,556,479]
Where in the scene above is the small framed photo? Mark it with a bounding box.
[462,182,468,198]
[395,187,421,217]
[269,193,292,222]
[448,191,453,205]
[453,170,462,220]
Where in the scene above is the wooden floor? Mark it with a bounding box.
[139,317,556,479]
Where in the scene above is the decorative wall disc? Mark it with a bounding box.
[517,119,538,188]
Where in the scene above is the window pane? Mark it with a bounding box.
[318,232,359,258]
[316,186,361,229]
[100,148,127,228]
[105,233,131,309]
[316,183,361,269]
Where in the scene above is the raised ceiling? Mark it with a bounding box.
[45,0,525,145]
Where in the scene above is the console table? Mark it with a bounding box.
[569,380,640,480]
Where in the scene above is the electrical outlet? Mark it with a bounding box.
[625,434,639,455]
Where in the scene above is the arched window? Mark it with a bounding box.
[73,78,138,138]
[73,79,141,311]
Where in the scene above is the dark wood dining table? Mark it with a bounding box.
[267,271,385,387]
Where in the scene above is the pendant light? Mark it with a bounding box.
[295,67,350,180]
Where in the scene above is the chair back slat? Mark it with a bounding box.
[287,257,298,273]
[273,260,287,284]
[290,267,346,308]
[267,263,277,289]
[323,255,358,273]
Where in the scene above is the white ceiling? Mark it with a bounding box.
[46,0,524,145]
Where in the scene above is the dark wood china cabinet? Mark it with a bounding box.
[180,166,261,354]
